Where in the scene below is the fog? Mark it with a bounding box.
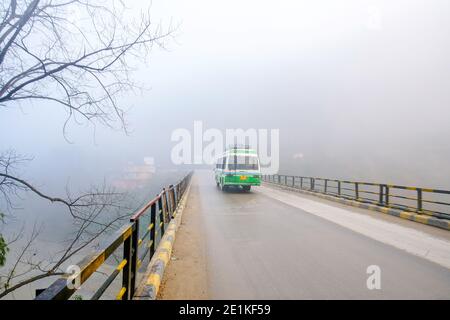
[1,0,450,297]
[3,0,450,187]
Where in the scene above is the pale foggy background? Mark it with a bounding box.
[1,0,450,297]
[2,0,450,188]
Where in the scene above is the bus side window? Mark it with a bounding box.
[216,157,224,169]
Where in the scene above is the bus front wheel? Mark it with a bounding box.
[242,185,251,191]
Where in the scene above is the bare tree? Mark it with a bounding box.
[0,150,133,298]
[0,0,172,134]
[0,0,173,298]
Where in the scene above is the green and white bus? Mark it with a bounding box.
[214,147,261,191]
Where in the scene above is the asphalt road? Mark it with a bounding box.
[179,171,450,299]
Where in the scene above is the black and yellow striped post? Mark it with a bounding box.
[121,226,133,300]
[149,202,156,258]
[379,185,384,205]
[170,187,176,218]
[168,186,174,217]
[417,188,423,212]
[385,185,390,206]
[158,195,165,236]
[129,219,139,298]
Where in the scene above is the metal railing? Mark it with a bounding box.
[35,172,193,300]
[262,174,450,221]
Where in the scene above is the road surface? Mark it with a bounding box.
[160,171,450,299]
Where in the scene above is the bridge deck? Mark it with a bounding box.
[158,170,450,299]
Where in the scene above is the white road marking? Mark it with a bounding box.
[257,186,450,270]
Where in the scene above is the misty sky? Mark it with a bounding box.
[1,0,450,191]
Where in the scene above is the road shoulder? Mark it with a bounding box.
[158,177,209,299]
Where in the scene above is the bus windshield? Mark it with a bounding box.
[227,156,259,171]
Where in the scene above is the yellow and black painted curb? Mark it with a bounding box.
[133,178,193,300]
[264,181,450,231]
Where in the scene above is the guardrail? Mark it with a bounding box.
[262,175,450,221]
[35,172,193,300]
